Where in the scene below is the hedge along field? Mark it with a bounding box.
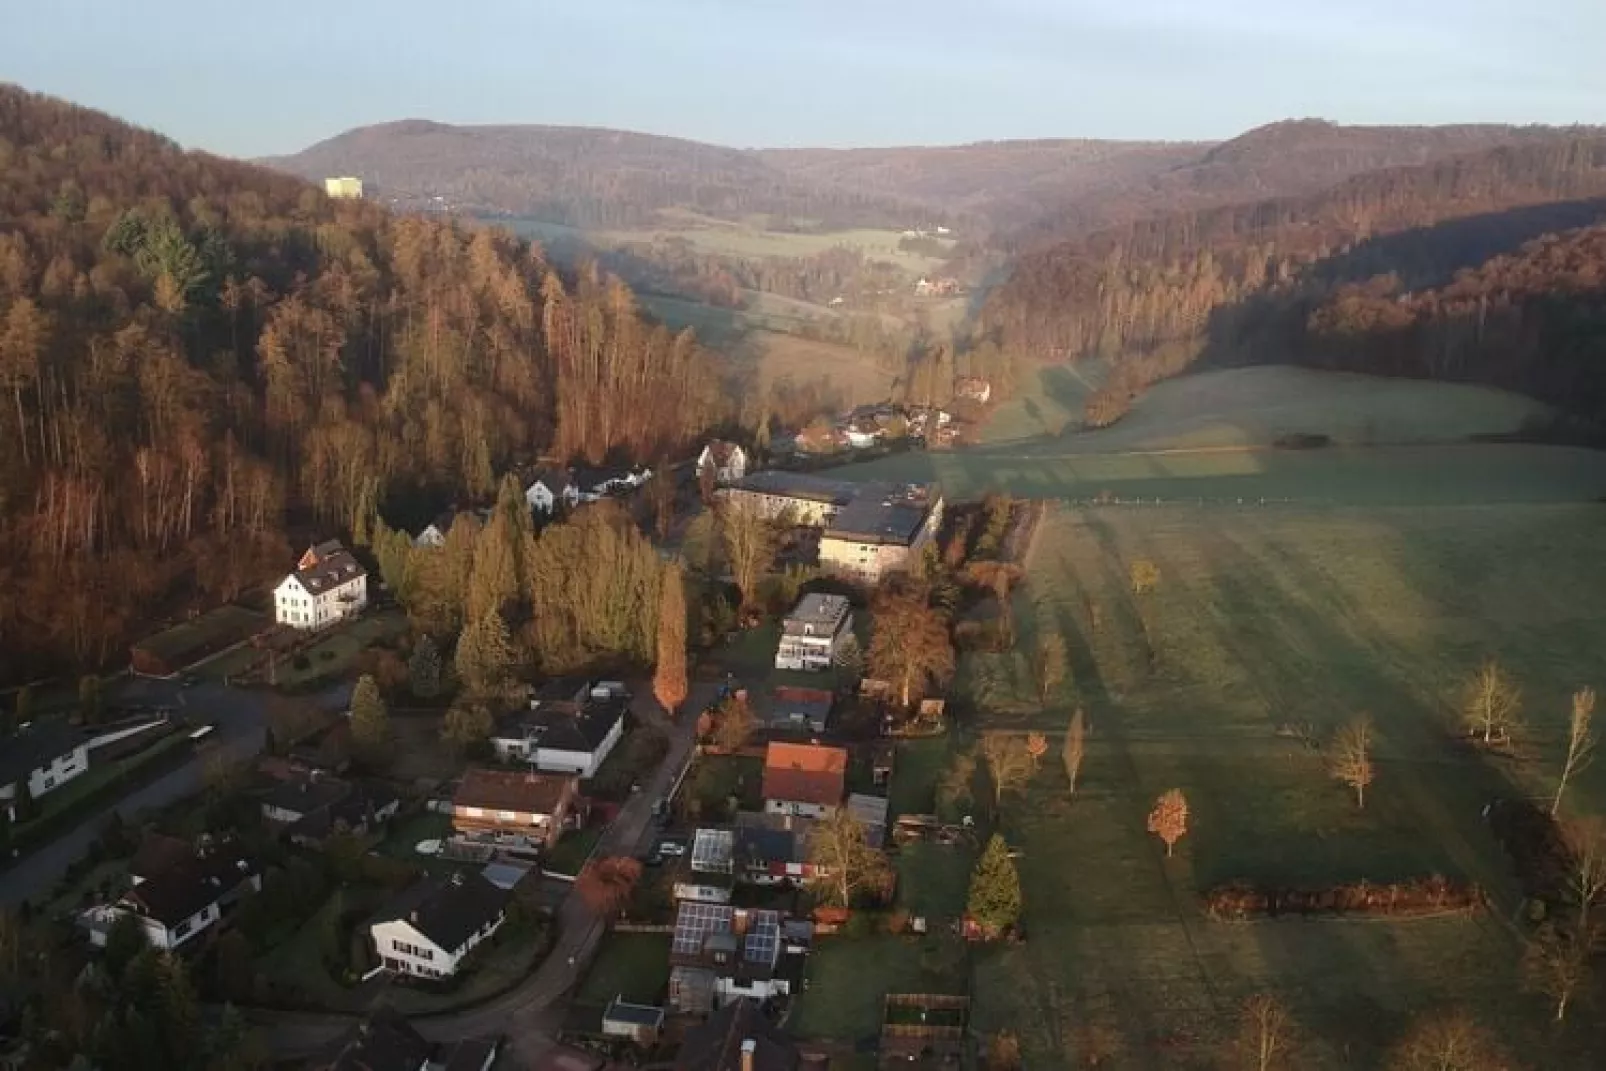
[961,501,1606,1068]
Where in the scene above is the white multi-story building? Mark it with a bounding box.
[817,485,943,585]
[774,594,853,672]
[0,721,89,820]
[372,872,510,980]
[274,540,368,630]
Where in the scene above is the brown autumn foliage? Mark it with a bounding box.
[1203,876,1480,920]
[985,135,1606,425]
[1147,788,1189,857]
[0,86,724,682]
[575,856,643,916]
[652,561,689,715]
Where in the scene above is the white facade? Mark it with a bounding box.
[716,975,791,1006]
[413,523,449,548]
[0,743,90,819]
[86,872,262,951]
[774,596,852,672]
[672,879,733,904]
[764,798,832,820]
[274,571,367,630]
[490,712,624,779]
[372,913,504,980]
[526,478,579,515]
[697,443,749,485]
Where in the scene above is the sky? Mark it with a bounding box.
[3,0,1603,158]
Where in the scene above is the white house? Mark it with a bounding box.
[274,540,368,630]
[86,842,261,951]
[0,721,90,821]
[412,511,456,548]
[574,465,653,503]
[525,470,579,515]
[774,594,853,672]
[697,441,750,485]
[490,683,627,779]
[372,872,510,980]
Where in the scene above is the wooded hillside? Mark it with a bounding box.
[0,85,722,678]
[982,137,1606,423]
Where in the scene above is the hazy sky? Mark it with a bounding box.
[4,0,1602,157]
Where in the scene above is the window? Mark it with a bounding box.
[465,806,484,818]
[173,918,192,938]
[498,810,517,822]
[42,776,53,789]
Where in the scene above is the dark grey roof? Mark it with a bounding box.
[781,594,851,635]
[735,826,799,868]
[499,696,626,756]
[126,845,260,927]
[260,776,350,818]
[727,471,858,505]
[317,1006,431,1071]
[378,872,509,954]
[604,998,665,1027]
[823,492,931,546]
[0,719,84,788]
[675,999,799,1071]
[528,468,574,495]
[293,540,366,594]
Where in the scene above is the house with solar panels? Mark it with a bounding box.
[667,903,810,1014]
[672,828,736,904]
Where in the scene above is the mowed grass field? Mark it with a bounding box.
[961,502,1606,1067]
[805,367,1606,1065]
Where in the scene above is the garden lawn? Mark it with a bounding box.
[577,932,671,1005]
[545,826,603,875]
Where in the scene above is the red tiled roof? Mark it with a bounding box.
[761,743,847,808]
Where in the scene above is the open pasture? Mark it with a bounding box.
[958,499,1606,1067]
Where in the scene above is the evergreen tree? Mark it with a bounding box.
[7,684,28,732]
[653,562,689,716]
[454,611,519,699]
[12,781,35,824]
[408,634,442,699]
[348,674,390,756]
[967,833,1022,935]
[103,911,151,979]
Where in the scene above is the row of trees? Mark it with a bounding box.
[0,85,726,680]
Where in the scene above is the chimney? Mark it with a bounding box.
[741,1038,757,1071]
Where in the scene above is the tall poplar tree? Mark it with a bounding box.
[653,562,689,716]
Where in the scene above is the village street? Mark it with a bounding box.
[0,676,353,908]
[248,678,713,1061]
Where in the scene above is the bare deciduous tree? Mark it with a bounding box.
[1328,714,1375,809]
[869,586,956,709]
[1147,788,1189,858]
[980,732,1035,811]
[939,747,978,815]
[1562,815,1606,931]
[1523,922,1592,1022]
[717,498,778,612]
[806,809,892,909]
[1552,686,1596,817]
[576,856,643,917]
[1387,1008,1511,1071]
[1460,659,1521,746]
[1232,993,1296,1071]
[1034,630,1068,708]
[1063,707,1087,795]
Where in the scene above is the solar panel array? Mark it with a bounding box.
[743,911,781,964]
[690,829,734,874]
[671,901,731,956]
[671,903,784,963]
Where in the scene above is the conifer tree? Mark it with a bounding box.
[349,674,390,756]
[408,634,442,699]
[455,610,519,699]
[967,833,1022,934]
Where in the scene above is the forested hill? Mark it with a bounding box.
[981,136,1606,423]
[0,85,722,678]
[1002,120,1603,247]
[264,120,943,229]
[268,117,1595,238]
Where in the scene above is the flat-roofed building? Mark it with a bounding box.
[818,483,943,584]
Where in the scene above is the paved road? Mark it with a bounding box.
[253,680,712,1062]
[0,677,352,909]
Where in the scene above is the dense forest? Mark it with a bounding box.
[0,86,724,679]
[1294,222,1606,417]
[982,137,1606,422]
